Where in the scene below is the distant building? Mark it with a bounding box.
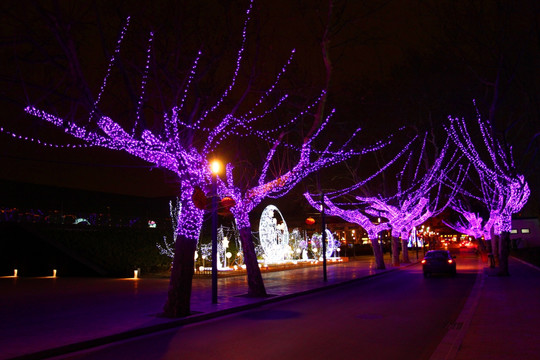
[511,218,540,248]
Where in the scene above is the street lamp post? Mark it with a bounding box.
[317,172,327,282]
[211,160,221,304]
[415,230,419,260]
[321,193,327,282]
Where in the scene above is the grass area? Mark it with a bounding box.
[38,225,172,277]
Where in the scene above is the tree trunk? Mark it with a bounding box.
[485,238,493,266]
[239,226,267,296]
[475,237,488,263]
[497,231,510,276]
[162,190,203,318]
[391,236,400,266]
[370,237,386,269]
[476,236,488,253]
[163,234,197,317]
[401,239,410,263]
[492,234,500,267]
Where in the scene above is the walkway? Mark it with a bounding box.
[2,254,539,360]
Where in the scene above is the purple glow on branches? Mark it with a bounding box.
[445,106,529,233]
[362,197,431,240]
[304,193,390,239]
[219,115,376,233]
[193,0,253,128]
[443,208,486,240]
[133,31,154,135]
[0,127,89,148]
[241,49,296,123]
[357,168,452,240]
[89,16,131,124]
[14,0,391,253]
[325,135,418,200]
[312,137,465,243]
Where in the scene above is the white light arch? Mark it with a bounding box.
[258,205,290,263]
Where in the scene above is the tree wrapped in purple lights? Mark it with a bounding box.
[8,1,261,316]
[218,120,369,294]
[355,138,465,266]
[305,192,390,269]
[305,135,464,269]
[11,0,388,316]
[445,106,530,275]
[18,1,289,316]
[442,198,494,256]
[443,205,486,242]
[302,137,415,269]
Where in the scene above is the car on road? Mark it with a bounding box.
[422,250,456,277]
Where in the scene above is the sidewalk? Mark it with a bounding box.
[2,255,539,360]
[0,255,397,360]
[454,257,540,360]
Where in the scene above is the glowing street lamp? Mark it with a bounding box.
[211,160,222,175]
[210,159,221,304]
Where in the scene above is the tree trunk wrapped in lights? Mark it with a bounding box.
[163,185,204,317]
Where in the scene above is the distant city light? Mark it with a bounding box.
[74,218,90,225]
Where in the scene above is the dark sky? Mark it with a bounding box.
[1,0,538,214]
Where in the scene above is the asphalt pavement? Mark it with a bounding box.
[1,252,539,360]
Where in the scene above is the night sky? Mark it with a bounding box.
[1,0,538,216]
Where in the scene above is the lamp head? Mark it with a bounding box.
[210,160,222,175]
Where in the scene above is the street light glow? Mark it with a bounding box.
[211,160,222,174]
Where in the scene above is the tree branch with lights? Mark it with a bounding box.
[9,0,303,316]
[305,133,465,269]
[444,104,530,275]
[442,198,490,255]
[357,137,465,266]
[7,0,393,316]
[218,107,384,294]
[303,135,421,269]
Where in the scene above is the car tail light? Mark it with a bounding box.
[421,259,426,264]
[448,259,453,264]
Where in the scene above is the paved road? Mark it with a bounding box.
[60,252,480,360]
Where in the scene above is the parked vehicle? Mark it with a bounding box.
[422,250,456,277]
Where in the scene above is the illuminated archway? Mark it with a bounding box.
[258,205,290,263]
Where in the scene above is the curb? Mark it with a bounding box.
[511,255,540,271]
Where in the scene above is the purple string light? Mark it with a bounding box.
[445,106,529,233]
[12,0,395,247]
